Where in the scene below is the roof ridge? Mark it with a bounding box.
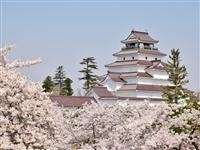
[132,30,148,34]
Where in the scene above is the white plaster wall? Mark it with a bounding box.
[114,91,138,97]
[100,99,145,105]
[137,91,162,98]
[147,70,168,79]
[138,78,169,85]
[114,90,162,98]
[116,53,164,61]
[119,77,169,85]
[117,54,139,61]
[99,98,163,105]
[137,65,146,72]
[108,66,137,72]
[138,54,163,61]
[108,65,146,73]
[102,78,123,91]
[123,77,138,84]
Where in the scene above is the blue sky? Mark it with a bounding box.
[1,0,199,92]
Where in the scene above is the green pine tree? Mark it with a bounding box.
[163,49,189,115]
[61,78,73,96]
[42,76,54,92]
[53,65,73,95]
[163,49,200,135]
[79,57,98,91]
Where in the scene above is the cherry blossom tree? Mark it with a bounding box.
[64,101,200,150]
[0,45,68,150]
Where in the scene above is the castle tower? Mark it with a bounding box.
[87,29,169,103]
[102,30,168,99]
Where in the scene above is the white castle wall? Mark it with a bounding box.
[103,80,123,91]
[108,65,146,73]
[114,90,162,99]
[123,77,169,85]
[147,70,168,80]
[99,99,144,105]
[123,77,138,84]
[117,54,139,61]
[138,54,163,61]
[116,53,163,61]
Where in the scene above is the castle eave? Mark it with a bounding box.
[113,49,166,56]
[105,60,153,67]
[118,84,163,91]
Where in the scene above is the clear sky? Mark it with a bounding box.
[1,0,199,93]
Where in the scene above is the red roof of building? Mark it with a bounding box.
[107,71,153,78]
[92,86,115,98]
[101,71,152,85]
[138,49,166,56]
[120,71,153,78]
[146,60,167,71]
[109,73,125,82]
[137,72,153,77]
[50,95,95,107]
[121,30,159,44]
[137,84,163,91]
[101,72,126,83]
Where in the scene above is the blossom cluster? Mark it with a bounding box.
[64,101,200,149]
[0,45,67,149]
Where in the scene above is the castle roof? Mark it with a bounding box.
[121,30,159,44]
[146,60,167,71]
[92,86,116,98]
[101,72,126,83]
[113,49,166,56]
[105,60,152,67]
[105,59,167,72]
[120,72,153,78]
[50,95,96,107]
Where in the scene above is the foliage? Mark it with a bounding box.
[163,49,191,119]
[53,66,67,95]
[163,49,189,105]
[163,48,200,146]
[62,78,73,96]
[42,76,54,92]
[79,57,98,91]
[0,45,67,150]
[42,66,73,96]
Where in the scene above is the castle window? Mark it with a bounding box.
[123,57,126,61]
[129,43,136,48]
[144,43,150,49]
[155,58,157,60]
[132,56,134,60]
[145,57,148,60]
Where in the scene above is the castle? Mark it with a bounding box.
[86,29,169,104]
